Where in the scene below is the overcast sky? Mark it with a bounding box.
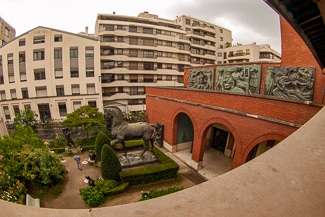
[1,0,281,53]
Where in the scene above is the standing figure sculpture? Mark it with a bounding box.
[104,107,155,157]
[62,128,75,148]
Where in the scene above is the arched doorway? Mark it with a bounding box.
[206,124,235,158]
[176,113,194,151]
[247,140,280,161]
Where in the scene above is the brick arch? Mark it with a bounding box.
[242,131,289,162]
[194,116,242,162]
[171,108,198,146]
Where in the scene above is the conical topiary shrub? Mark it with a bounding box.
[101,144,122,181]
[95,132,110,162]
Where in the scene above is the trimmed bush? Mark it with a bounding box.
[95,132,110,162]
[119,147,179,185]
[101,144,122,181]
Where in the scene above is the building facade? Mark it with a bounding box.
[95,12,233,111]
[0,27,102,136]
[146,16,324,170]
[217,43,281,64]
[0,17,15,46]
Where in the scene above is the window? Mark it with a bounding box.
[88,101,97,108]
[20,72,27,82]
[157,51,163,57]
[0,90,6,100]
[86,70,94,77]
[185,27,191,32]
[217,52,222,57]
[10,89,17,99]
[24,104,31,110]
[54,48,62,59]
[7,54,13,64]
[102,61,114,69]
[178,43,185,50]
[129,26,137,32]
[166,41,172,47]
[220,37,223,41]
[157,63,162,69]
[117,25,123,30]
[0,57,2,66]
[166,75,172,81]
[54,35,62,42]
[33,35,45,44]
[104,24,114,31]
[33,50,45,60]
[56,86,65,96]
[185,19,191,25]
[117,61,123,68]
[117,49,123,54]
[157,74,162,80]
[129,74,138,82]
[144,62,154,70]
[0,75,4,84]
[70,70,79,78]
[55,70,63,78]
[35,86,47,97]
[34,69,46,80]
[13,105,20,115]
[156,29,161,34]
[19,52,25,63]
[103,36,114,42]
[85,47,94,57]
[87,84,96,94]
[19,39,26,46]
[58,103,67,116]
[144,50,154,58]
[143,28,153,34]
[70,47,78,58]
[130,87,138,95]
[3,106,10,120]
[4,27,9,36]
[220,29,223,33]
[117,36,123,42]
[71,84,80,95]
[73,101,81,110]
[21,88,29,99]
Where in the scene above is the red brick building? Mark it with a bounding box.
[146,17,325,170]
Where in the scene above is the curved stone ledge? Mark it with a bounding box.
[1,107,325,217]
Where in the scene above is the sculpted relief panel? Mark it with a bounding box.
[264,66,315,101]
[216,65,261,94]
[189,68,214,90]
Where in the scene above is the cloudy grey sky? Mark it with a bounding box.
[1,0,281,53]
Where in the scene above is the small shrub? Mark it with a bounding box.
[140,186,183,201]
[79,186,104,207]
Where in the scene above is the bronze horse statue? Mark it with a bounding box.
[104,106,155,156]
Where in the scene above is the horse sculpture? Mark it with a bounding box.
[104,106,155,156]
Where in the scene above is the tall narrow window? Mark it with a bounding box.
[33,50,45,60]
[58,103,67,116]
[70,47,78,58]
[56,85,65,96]
[21,88,29,99]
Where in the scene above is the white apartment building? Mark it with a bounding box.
[0,26,102,136]
[95,12,232,111]
[216,43,281,64]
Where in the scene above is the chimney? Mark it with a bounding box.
[85,26,88,34]
[113,11,115,14]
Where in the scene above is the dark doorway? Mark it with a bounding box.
[38,103,51,122]
[211,128,228,152]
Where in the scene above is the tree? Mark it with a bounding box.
[101,144,121,181]
[62,105,105,139]
[13,108,38,130]
[95,132,110,162]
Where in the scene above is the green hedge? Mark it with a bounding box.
[119,147,179,185]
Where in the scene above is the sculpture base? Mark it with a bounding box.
[117,151,157,168]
